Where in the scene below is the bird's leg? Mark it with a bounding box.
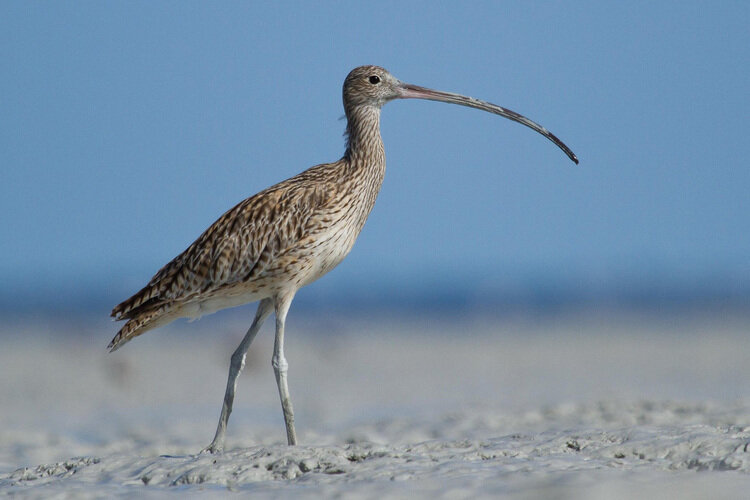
[272,292,298,445]
[202,298,273,454]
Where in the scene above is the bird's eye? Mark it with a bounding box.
[368,75,381,85]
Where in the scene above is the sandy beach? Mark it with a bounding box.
[1,309,750,498]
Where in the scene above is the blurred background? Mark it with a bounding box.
[1,1,748,320]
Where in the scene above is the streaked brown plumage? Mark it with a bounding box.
[110,65,577,451]
[109,158,382,350]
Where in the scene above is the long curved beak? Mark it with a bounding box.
[397,82,578,164]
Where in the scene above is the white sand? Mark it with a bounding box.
[1,310,750,498]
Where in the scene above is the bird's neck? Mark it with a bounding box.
[341,104,386,225]
[344,105,385,166]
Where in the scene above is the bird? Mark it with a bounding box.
[109,65,578,453]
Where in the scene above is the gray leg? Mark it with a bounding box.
[202,298,273,454]
[272,292,298,445]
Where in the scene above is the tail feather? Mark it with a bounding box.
[108,304,176,352]
[111,285,164,321]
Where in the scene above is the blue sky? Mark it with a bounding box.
[1,1,749,309]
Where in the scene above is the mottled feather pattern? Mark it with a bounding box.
[113,166,333,314]
[109,156,384,349]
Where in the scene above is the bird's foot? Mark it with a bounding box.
[200,443,223,455]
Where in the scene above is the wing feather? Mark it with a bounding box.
[111,166,334,320]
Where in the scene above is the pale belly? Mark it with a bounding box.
[296,221,361,287]
[182,289,269,320]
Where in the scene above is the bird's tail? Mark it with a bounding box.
[108,304,176,352]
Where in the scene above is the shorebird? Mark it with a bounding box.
[109,65,578,452]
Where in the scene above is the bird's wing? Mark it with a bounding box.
[111,174,333,321]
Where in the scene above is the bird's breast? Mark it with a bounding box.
[296,218,363,287]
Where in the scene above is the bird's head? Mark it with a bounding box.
[343,65,402,110]
[342,65,578,164]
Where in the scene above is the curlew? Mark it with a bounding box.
[109,65,578,452]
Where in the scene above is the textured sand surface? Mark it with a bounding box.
[1,310,749,498]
